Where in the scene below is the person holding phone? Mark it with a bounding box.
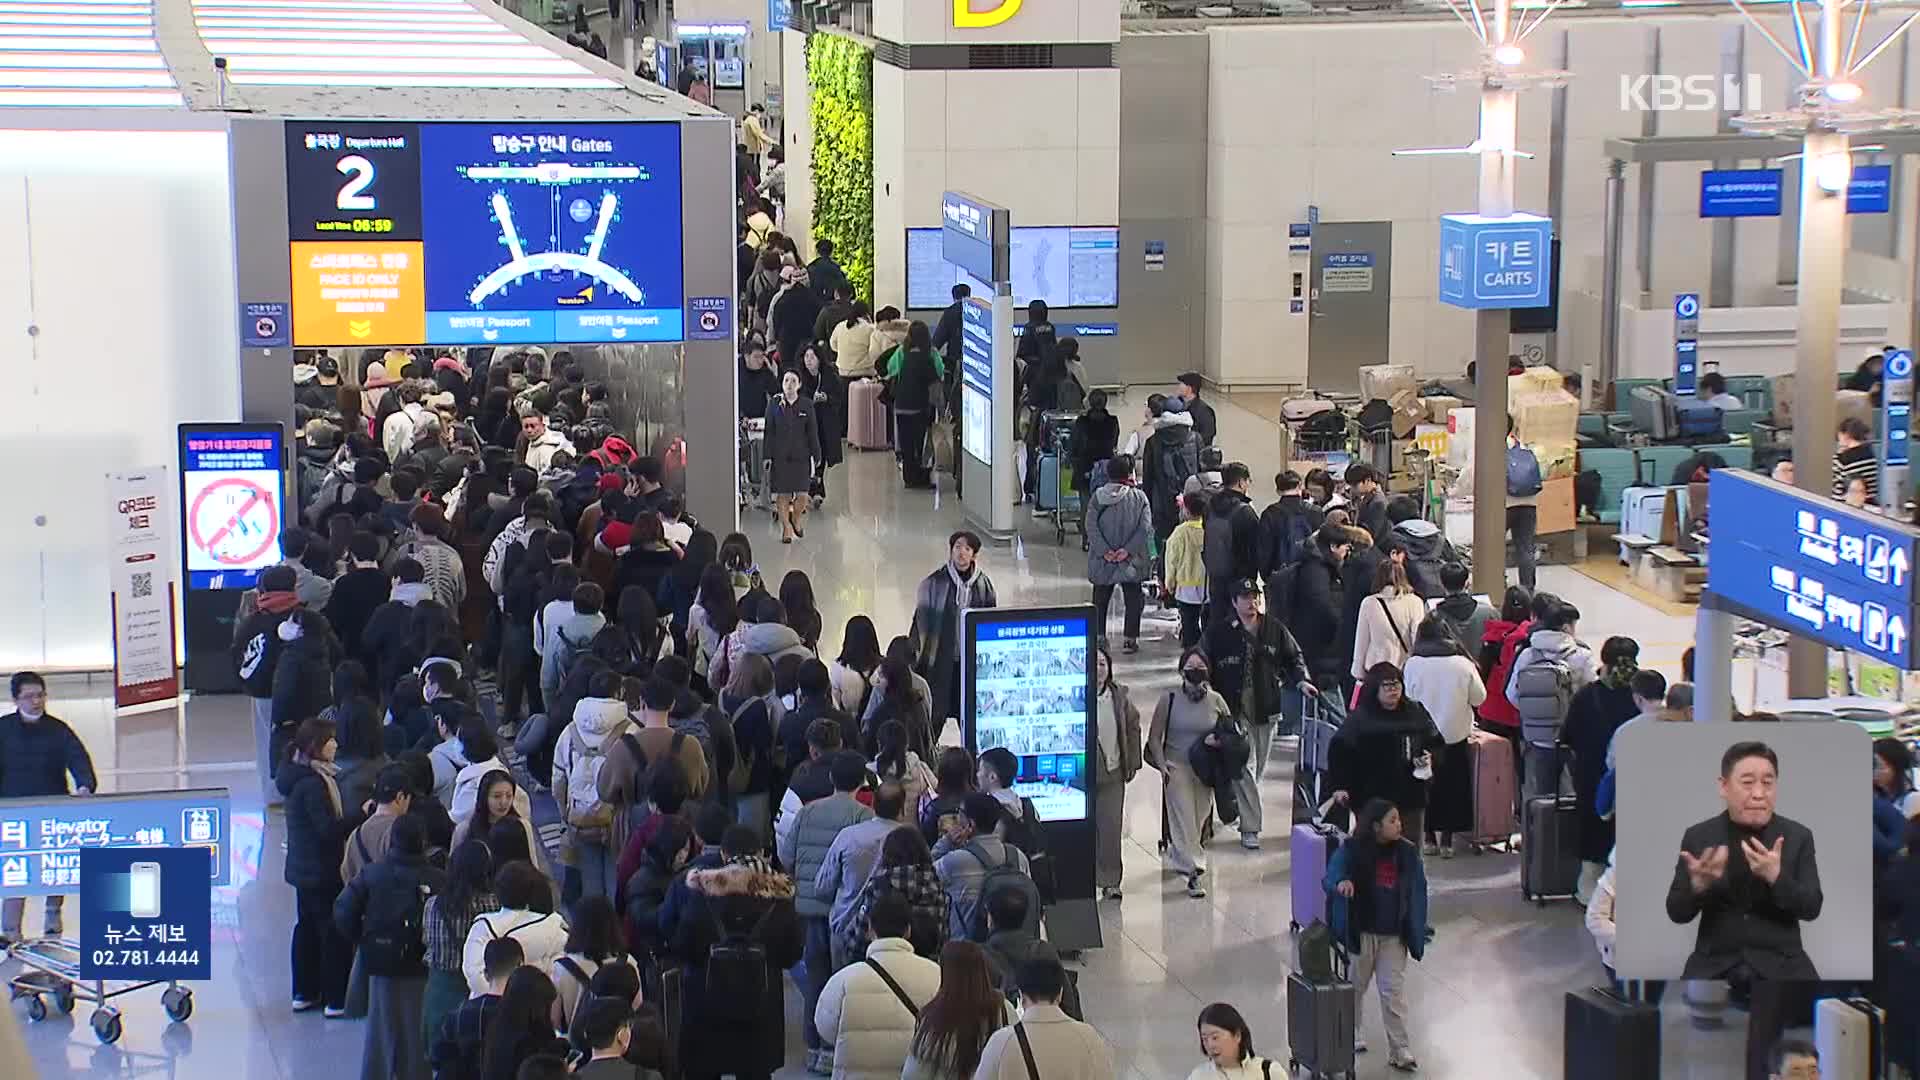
[0,672,97,942]
[1327,663,1443,846]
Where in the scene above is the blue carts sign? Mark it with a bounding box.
[1706,470,1920,668]
[1438,212,1552,309]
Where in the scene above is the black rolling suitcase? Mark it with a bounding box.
[1563,985,1661,1080]
[1521,794,1581,903]
[1287,968,1357,1079]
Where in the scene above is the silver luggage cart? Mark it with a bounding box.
[738,417,770,515]
[8,936,194,1044]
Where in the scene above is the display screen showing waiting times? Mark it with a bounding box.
[907,226,1118,311]
[285,121,685,347]
[970,616,1092,823]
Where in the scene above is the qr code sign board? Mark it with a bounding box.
[131,572,153,599]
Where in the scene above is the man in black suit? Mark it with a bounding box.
[1666,740,1823,980]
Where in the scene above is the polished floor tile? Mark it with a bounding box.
[7,393,1759,1078]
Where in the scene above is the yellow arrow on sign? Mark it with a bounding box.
[954,0,1020,27]
[348,320,373,338]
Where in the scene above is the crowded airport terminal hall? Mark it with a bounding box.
[7,0,1920,1077]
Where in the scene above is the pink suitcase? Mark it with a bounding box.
[1467,728,1517,849]
[848,378,890,451]
[1290,821,1342,932]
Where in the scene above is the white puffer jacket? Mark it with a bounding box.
[552,697,630,822]
[814,938,943,1080]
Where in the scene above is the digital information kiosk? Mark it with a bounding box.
[943,191,1016,539]
[962,604,1100,951]
[177,423,289,693]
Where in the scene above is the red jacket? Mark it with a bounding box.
[1477,617,1533,730]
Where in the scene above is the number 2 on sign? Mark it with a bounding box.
[336,155,376,211]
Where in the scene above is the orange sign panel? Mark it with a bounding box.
[289,240,426,346]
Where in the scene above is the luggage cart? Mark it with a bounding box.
[1037,411,1083,545]
[8,937,194,1044]
[737,417,769,515]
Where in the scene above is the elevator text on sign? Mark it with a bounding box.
[954,0,1020,27]
[1437,213,1553,310]
[1618,74,1765,113]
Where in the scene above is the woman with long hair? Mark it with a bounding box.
[841,826,948,961]
[872,719,937,811]
[280,716,353,1015]
[1352,559,1425,684]
[451,770,550,881]
[778,570,823,652]
[336,383,366,439]
[615,513,680,608]
[323,659,389,815]
[718,531,760,596]
[918,746,975,847]
[902,941,1010,1080]
[1401,615,1487,858]
[421,841,495,1047]
[828,614,883,716]
[659,528,718,657]
[797,343,845,504]
[1187,1002,1277,1080]
[689,563,742,692]
[719,652,779,833]
[479,967,569,1080]
[614,585,662,668]
[1091,645,1144,902]
[864,657,927,758]
[551,894,626,1030]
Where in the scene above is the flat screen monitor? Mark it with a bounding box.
[177,424,286,591]
[964,608,1094,824]
[906,226,1117,311]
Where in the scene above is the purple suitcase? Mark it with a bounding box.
[1290,822,1343,932]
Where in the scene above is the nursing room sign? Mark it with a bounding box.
[178,427,286,591]
[1438,212,1553,310]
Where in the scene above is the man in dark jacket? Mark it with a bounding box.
[1345,464,1390,544]
[324,531,390,661]
[1202,463,1264,623]
[910,531,998,725]
[1282,525,1355,692]
[430,935,522,1078]
[1431,562,1495,654]
[335,812,445,1078]
[0,672,97,940]
[813,281,855,349]
[1069,391,1122,499]
[271,608,336,736]
[1174,372,1218,448]
[1380,495,1457,599]
[931,282,969,382]
[235,564,304,805]
[1141,395,1202,570]
[806,238,850,306]
[1205,579,1316,850]
[1259,470,1325,577]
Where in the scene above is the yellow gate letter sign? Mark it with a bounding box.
[954,0,1021,27]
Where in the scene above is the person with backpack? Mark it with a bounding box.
[550,895,625,1030]
[814,892,944,1080]
[334,813,445,1080]
[598,676,709,835]
[538,582,608,709]
[974,749,1046,863]
[1451,414,1543,589]
[1505,600,1599,800]
[1430,563,1496,655]
[1201,464,1264,625]
[1401,616,1486,858]
[1327,663,1445,851]
[840,825,949,962]
[1086,455,1154,655]
[1323,797,1431,1072]
[461,861,570,996]
[1139,394,1201,569]
[341,765,415,884]
[1188,1002,1280,1080]
[1380,495,1455,600]
[1258,470,1325,580]
[1278,524,1355,694]
[449,724,533,826]
[1205,578,1316,851]
[553,670,633,902]
[668,824,804,1080]
[1090,646,1143,902]
[971,951,1114,1080]
[817,782,913,969]
[932,793,1037,941]
[781,751,875,1073]
[430,935,523,1080]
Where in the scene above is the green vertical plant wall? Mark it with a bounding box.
[807,32,874,301]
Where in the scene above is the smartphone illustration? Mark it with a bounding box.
[129,862,162,919]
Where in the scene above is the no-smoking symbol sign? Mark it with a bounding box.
[698,309,722,334]
[254,314,280,339]
[188,477,279,566]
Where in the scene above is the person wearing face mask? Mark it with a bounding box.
[765,368,823,544]
[910,532,999,729]
[1667,741,1822,981]
[1147,649,1233,898]
[0,672,96,942]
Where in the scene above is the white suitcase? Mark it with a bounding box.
[1815,996,1883,1079]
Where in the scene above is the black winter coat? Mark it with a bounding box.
[334,850,446,977]
[668,864,804,1080]
[1070,409,1121,493]
[0,713,96,797]
[1205,614,1309,725]
[324,567,389,659]
[763,394,822,495]
[1259,496,1325,577]
[278,759,359,890]
[270,634,334,733]
[891,348,943,415]
[1203,491,1263,584]
[1562,678,1638,862]
[1285,544,1349,690]
[1326,699,1444,813]
[233,607,294,699]
[1338,545,1386,677]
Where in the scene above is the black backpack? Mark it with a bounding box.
[964,843,1042,943]
[1153,429,1200,507]
[1202,500,1238,580]
[1265,564,1300,628]
[359,867,430,976]
[705,901,775,1019]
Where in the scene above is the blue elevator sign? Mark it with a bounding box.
[1437,212,1553,309]
[1706,470,1920,668]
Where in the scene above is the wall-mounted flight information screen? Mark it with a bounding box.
[285,121,685,348]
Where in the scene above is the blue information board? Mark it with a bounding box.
[941,192,999,284]
[1674,339,1699,396]
[961,297,994,465]
[1706,470,1920,668]
[1437,212,1553,309]
[419,122,685,345]
[0,789,229,898]
[1700,169,1784,217]
[1848,164,1893,214]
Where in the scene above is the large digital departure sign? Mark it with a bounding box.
[284,120,685,347]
